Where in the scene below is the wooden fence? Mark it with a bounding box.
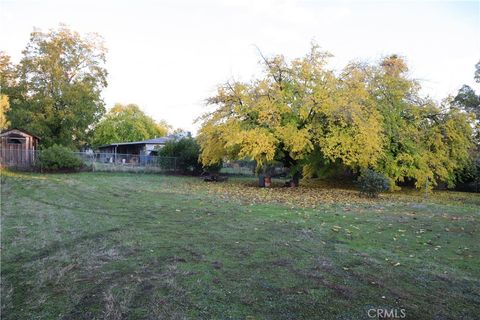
[0,148,37,169]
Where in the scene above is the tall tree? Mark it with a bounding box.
[6,25,108,148]
[0,53,15,131]
[92,103,170,147]
[0,52,15,89]
[475,60,480,83]
[198,45,383,186]
[454,85,480,118]
[451,61,480,187]
[371,55,472,189]
[199,49,473,190]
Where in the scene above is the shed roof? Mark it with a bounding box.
[0,128,41,140]
[97,135,176,149]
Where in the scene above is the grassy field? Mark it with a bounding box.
[1,171,479,319]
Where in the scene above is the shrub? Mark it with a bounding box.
[357,169,389,198]
[203,162,223,174]
[453,154,480,192]
[158,138,203,174]
[38,145,84,171]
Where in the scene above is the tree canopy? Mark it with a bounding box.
[92,103,170,147]
[451,61,480,187]
[475,60,480,83]
[198,46,474,189]
[0,53,14,131]
[0,95,10,131]
[198,46,383,186]
[3,26,108,148]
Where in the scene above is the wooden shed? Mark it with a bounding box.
[0,129,40,168]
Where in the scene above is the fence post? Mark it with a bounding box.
[424,177,429,199]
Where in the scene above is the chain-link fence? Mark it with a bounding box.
[220,160,289,178]
[89,153,177,173]
[220,160,256,176]
[0,149,179,173]
[1,149,292,178]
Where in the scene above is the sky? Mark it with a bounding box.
[1,0,479,133]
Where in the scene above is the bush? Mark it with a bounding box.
[158,138,203,174]
[453,154,480,192]
[204,162,223,174]
[38,145,84,171]
[357,169,389,198]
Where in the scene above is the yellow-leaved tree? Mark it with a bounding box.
[197,45,384,186]
[370,55,473,190]
[0,95,10,131]
[199,48,473,190]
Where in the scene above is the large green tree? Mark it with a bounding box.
[454,85,480,116]
[92,103,170,147]
[475,60,480,83]
[453,61,480,143]
[451,61,480,187]
[4,26,108,148]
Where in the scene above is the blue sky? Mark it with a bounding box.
[1,0,479,132]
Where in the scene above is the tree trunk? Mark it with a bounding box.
[258,173,265,187]
[290,171,300,187]
[281,152,300,188]
[264,176,272,188]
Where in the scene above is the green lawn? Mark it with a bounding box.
[1,171,479,319]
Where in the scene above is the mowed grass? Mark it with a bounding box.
[1,171,479,319]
